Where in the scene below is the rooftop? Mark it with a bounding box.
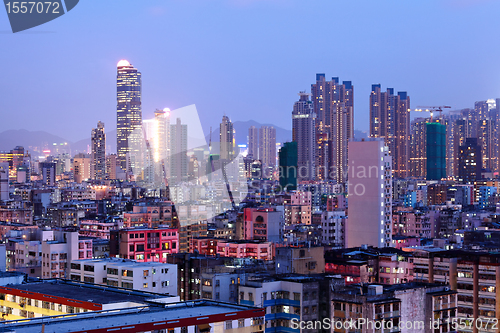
[3,279,167,305]
[1,300,263,333]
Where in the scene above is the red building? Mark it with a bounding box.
[110,227,178,262]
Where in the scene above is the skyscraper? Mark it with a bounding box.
[278,142,297,191]
[459,138,482,183]
[258,126,276,177]
[0,162,9,201]
[91,121,106,180]
[369,85,409,178]
[116,60,142,173]
[170,118,188,184]
[426,122,446,180]
[143,108,170,186]
[347,139,392,248]
[292,92,316,182]
[247,126,259,159]
[220,116,234,161]
[409,117,427,178]
[311,74,353,182]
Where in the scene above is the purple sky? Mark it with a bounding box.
[1,0,500,142]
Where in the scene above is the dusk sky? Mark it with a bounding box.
[1,0,500,142]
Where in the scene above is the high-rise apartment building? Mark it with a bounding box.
[409,117,427,178]
[72,154,91,183]
[258,126,276,177]
[143,109,170,186]
[426,122,446,180]
[278,141,297,191]
[219,115,234,161]
[0,162,9,201]
[170,118,188,184]
[459,138,482,183]
[369,85,410,178]
[40,162,56,186]
[247,126,259,159]
[116,60,142,173]
[347,139,392,248]
[91,121,106,180]
[106,154,118,180]
[311,74,353,182]
[292,92,316,182]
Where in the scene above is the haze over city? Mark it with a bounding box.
[1,0,500,141]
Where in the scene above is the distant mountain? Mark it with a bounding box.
[204,120,292,145]
[0,129,70,152]
[0,126,366,156]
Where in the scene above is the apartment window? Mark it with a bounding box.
[248,293,253,302]
[225,321,232,329]
[143,270,149,277]
[215,280,220,287]
[238,319,245,328]
[263,292,267,301]
[107,268,118,275]
[152,282,156,288]
[240,292,244,301]
[293,293,300,301]
[122,282,133,289]
[122,270,133,277]
[129,245,134,252]
[83,265,94,272]
[143,283,148,288]
[136,244,144,252]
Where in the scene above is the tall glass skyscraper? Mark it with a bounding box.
[116,60,142,173]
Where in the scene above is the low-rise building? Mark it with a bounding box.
[109,226,178,262]
[69,258,177,295]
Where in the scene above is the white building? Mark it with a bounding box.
[347,138,392,248]
[41,231,92,279]
[69,258,177,295]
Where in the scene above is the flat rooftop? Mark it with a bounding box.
[1,301,264,333]
[3,279,166,305]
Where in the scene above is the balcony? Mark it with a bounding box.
[265,313,300,321]
[265,326,299,333]
[240,300,254,306]
[263,299,300,307]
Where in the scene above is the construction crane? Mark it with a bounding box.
[410,105,451,122]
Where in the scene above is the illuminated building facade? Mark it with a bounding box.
[370,85,410,178]
[347,139,392,248]
[90,121,106,180]
[292,92,316,182]
[311,74,353,182]
[116,60,142,173]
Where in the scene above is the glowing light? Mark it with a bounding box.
[163,108,170,116]
[117,60,130,67]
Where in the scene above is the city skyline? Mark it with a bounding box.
[1,1,500,141]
